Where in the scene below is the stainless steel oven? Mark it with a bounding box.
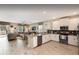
[59,26,68,44]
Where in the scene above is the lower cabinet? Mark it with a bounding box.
[32,36,43,47]
[32,36,37,47]
[50,34,59,42]
[32,34,78,48]
[68,36,77,46]
[42,34,51,43]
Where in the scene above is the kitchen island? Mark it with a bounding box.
[27,34,51,48]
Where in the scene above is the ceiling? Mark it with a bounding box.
[0,4,79,24]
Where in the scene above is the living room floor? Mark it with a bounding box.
[0,35,78,55]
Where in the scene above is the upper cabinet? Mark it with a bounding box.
[59,18,69,26]
[69,18,79,30]
[38,24,43,33]
[52,20,60,30]
[29,16,79,32]
[52,17,79,30]
[43,21,52,32]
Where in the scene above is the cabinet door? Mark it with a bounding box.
[43,22,52,32]
[33,37,37,47]
[53,21,60,30]
[69,18,79,30]
[50,34,59,42]
[42,35,51,43]
[42,35,48,43]
[68,36,77,46]
[45,35,50,42]
[59,18,69,26]
[42,35,45,43]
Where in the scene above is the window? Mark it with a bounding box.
[17,25,24,32]
[0,25,6,35]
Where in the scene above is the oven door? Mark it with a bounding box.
[59,35,68,44]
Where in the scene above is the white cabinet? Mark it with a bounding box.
[59,18,69,26]
[32,36,37,47]
[43,21,52,32]
[42,34,51,43]
[68,36,77,46]
[42,34,59,43]
[68,18,79,30]
[50,34,59,42]
[38,25,43,32]
[53,21,60,30]
[52,18,69,30]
